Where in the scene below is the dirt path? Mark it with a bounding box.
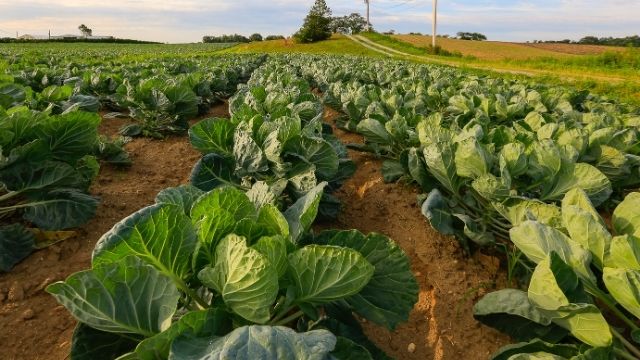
[348,34,631,84]
[320,107,509,359]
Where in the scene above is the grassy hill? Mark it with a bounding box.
[223,36,382,57]
[394,34,626,60]
[224,34,640,106]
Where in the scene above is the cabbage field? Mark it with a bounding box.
[1,44,640,360]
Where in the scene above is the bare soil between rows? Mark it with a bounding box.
[0,103,509,359]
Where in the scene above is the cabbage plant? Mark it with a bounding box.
[190,60,355,219]
[47,183,418,359]
[474,189,640,359]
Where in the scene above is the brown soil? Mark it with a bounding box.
[0,103,510,360]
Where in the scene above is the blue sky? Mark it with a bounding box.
[0,0,637,43]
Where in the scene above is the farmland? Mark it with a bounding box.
[1,39,640,360]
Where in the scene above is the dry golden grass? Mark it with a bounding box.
[394,35,626,61]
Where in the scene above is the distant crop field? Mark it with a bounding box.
[394,34,626,60]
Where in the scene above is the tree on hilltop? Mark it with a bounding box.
[294,0,333,43]
[78,24,92,37]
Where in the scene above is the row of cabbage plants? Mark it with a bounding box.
[292,54,640,359]
[46,58,419,360]
[0,52,263,272]
[1,51,264,137]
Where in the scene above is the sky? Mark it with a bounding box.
[0,0,638,43]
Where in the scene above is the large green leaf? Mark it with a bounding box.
[528,254,611,348]
[311,230,418,330]
[23,189,98,230]
[0,160,84,192]
[288,245,374,305]
[233,126,268,176]
[423,142,459,193]
[92,204,197,280]
[541,163,612,207]
[499,142,528,176]
[164,85,198,120]
[37,111,100,162]
[252,235,289,278]
[602,267,640,319]
[455,137,493,179]
[47,257,180,336]
[612,192,640,238]
[604,235,640,270]
[561,188,602,226]
[330,337,373,360]
[245,181,279,209]
[473,289,567,343]
[0,224,35,272]
[198,235,278,324]
[561,191,610,268]
[510,221,594,281]
[527,140,562,181]
[0,83,26,108]
[189,118,235,156]
[284,182,326,242]
[134,308,232,360]
[285,136,339,180]
[493,198,562,228]
[190,187,256,257]
[155,185,205,216]
[407,147,434,191]
[169,325,336,360]
[190,153,239,191]
[256,204,290,239]
[356,118,391,144]
[491,339,579,360]
[70,324,139,360]
[420,189,455,235]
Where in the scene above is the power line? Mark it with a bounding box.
[384,0,417,9]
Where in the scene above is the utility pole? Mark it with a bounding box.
[432,0,438,48]
[364,0,371,31]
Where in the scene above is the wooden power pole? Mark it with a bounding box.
[432,0,438,48]
[365,0,371,31]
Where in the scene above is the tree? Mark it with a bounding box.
[249,33,263,42]
[457,32,487,41]
[202,34,250,43]
[294,0,333,43]
[78,24,92,37]
[331,13,368,34]
[346,13,367,33]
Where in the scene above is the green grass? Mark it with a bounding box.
[222,36,383,58]
[359,32,432,56]
[502,48,640,73]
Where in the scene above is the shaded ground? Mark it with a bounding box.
[0,102,509,360]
